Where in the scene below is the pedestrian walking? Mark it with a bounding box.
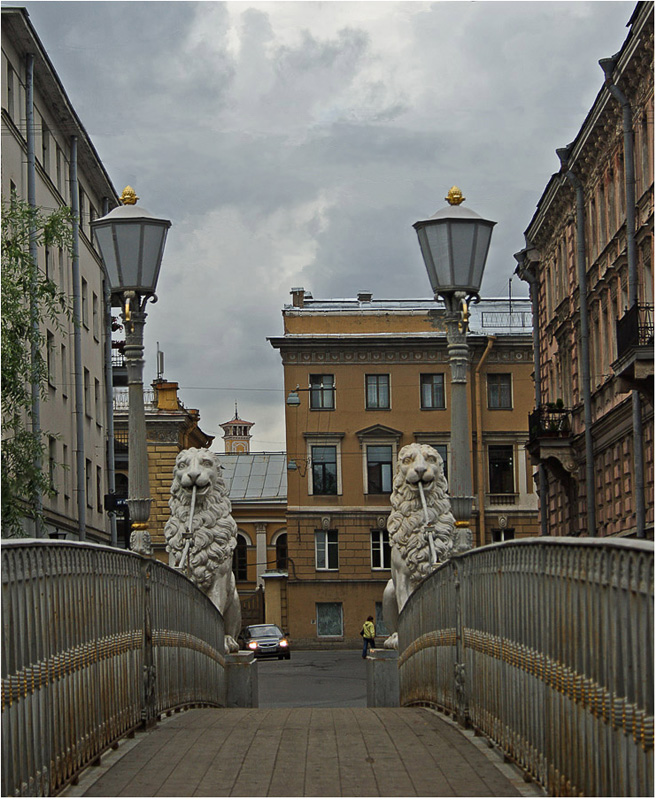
[361,615,376,658]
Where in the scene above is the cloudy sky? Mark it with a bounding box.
[19,0,634,450]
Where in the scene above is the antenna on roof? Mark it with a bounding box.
[156,343,164,380]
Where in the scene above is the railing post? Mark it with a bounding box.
[453,560,469,727]
[141,559,157,728]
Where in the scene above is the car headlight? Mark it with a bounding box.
[248,641,259,650]
[279,639,289,648]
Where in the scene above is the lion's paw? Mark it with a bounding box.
[224,635,240,653]
[383,632,399,650]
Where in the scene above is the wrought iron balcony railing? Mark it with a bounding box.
[528,404,572,441]
[616,304,654,359]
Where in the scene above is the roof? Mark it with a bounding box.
[218,452,287,502]
[281,296,533,335]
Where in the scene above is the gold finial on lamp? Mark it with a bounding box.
[120,186,139,205]
[445,186,465,206]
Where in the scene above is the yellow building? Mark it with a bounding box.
[113,379,214,555]
[269,290,538,648]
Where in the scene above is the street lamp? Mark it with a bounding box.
[413,186,496,538]
[91,187,171,555]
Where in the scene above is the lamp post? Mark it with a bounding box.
[413,186,496,541]
[91,187,171,555]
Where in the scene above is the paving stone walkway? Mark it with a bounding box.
[64,707,543,797]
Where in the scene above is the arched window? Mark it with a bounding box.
[233,533,248,581]
[275,533,287,571]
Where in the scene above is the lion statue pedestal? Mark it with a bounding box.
[382,443,470,649]
[163,448,242,653]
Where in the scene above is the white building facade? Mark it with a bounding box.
[2,7,119,540]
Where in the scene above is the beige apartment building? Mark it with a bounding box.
[2,7,118,540]
[269,290,538,647]
[516,1,653,539]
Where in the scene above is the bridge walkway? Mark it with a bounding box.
[62,707,542,797]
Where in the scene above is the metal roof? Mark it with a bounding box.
[217,452,287,502]
[283,296,533,335]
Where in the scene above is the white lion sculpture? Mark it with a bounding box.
[163,448,242,653]
[382,443,467,649]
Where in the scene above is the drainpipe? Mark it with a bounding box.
[26,54,43,536]
[515,249,549,537]
[599,55,646,539]
[475,336,495,547]
[101,197,118,546]
[556,147,596,538]
[70,136,86,539]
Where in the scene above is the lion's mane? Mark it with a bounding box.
[387,449,456,586]
[164,456,237,593]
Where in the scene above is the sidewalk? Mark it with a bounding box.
[63,707,544,797]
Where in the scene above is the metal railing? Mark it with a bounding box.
[1,541,227,797]
[112,388,156,411]
[528,405,572,441]
[616,304,654,359]
[397,537,654,797]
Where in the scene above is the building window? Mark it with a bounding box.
[81,278,89,327]
[48,437,57,493]
[310,374,334,409]
[46,331,55,387]
[420,373,445,409]
[275,533,287,571]
[488,445,515,495]
[316,602,343,637]
[94,379,102,423]
[61,344,68,398]
[96,466,103,512]
[92,293,99,340]
[84,368,91,416]
[487,373,512,409]
[311,445,338,495]
[233,534,248,581]
[315,530,339,571]
[85,459,92,508]
[371,530,391,570]
[56,147,63,194]
[367,445,393,494]
[6,63,15,120]
[62,444,70,500]
[492,528,515,542]
[41,120,50,174]
[365,374,390,409]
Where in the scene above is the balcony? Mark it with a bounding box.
[612,304,653,398]
[112,349,128,387]
[527,405,577,475]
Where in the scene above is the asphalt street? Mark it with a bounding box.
[257,649,367,708]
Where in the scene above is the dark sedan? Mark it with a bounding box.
[239,624,291,659]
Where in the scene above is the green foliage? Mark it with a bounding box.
[1,198,73,536]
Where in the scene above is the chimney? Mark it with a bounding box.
[291,287,305,308]
[357,291,373,302]
[153,379,180,411]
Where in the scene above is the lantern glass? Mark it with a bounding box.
[414,203,496,298]
[91,203,170,296]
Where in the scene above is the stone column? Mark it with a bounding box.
[444,294,474,540]
[123,299,152,556]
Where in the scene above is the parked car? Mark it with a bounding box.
[238,624,291,659]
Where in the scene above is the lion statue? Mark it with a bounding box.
[163,448,242,653]
[382,443,468,649]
